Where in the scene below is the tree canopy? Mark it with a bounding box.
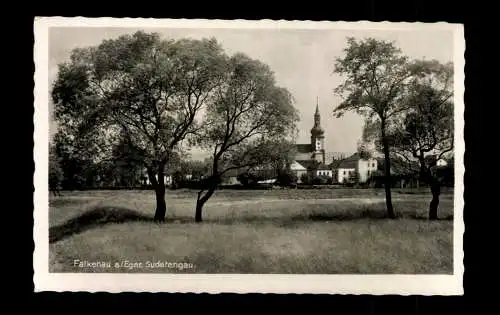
[193,52,299,222]
[333,37,415,218]
[388,59,454,219]
[51,31,229,221]
[389,60,454,172]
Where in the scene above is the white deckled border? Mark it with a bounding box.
[33,17,465,295]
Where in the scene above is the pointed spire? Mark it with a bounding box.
[311,96,324,136]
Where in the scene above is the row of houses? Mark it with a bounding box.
[142,152,451,188]
[289,153,379,184]
[140,103,451,188]
[142,153,378,186]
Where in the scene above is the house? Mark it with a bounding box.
[316,164,333,178]
[294,159,333,179]
[290,160,308,179]
[337,153,378,184]
[143,173,173,186]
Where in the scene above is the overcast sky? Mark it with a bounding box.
[48,26,454,160]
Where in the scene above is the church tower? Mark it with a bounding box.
[310,98,326,164]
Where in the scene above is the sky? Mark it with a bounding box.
[48,25,454,160]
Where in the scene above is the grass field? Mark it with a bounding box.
[48,188,454,274]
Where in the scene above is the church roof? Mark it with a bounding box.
[337,153,360,169]
[316,163,331,170]
[295,160,318,170]
[295,144,312,153]
[310,125,325,135]
[295,160,331,171]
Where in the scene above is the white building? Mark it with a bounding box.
[337,153,378,184]
[436,158,448,167]
[290,160,308,179]
[144,174,173,186]
[315,165,333,178]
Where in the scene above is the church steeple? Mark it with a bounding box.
[310,97,326,165]
[314,98,321,126]
[311,97,324,136]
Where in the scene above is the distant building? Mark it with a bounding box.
[436,158,448,167]
[291,99,335,179]
[290,160,308,179]
[293,159,333,181]
[143,173,173,186]
[293,101,326,165]
[337,153,378,184]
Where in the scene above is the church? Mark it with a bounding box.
[290,101,334,180]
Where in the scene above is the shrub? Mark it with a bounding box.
[299,173,310,185]
[237,173,262,186]
[312,175,330,185]
[276,170,298,187]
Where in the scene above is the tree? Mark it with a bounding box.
[52,129,101,190]
[51,31,228,222]
[333,37,414,219]
[177,159,210,180]
[300,173,310,185]
[107,129,145,187]
[194,53,299,222]
[389,60,454,220]
[357,141,373,160]
[49,143,64,196]
[276,169,298,187]
[268,140,297,177]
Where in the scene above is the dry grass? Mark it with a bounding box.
[49,188,454,274]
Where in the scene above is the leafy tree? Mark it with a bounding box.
[299,173,310,185]
[52,130,101,190]
[177,159,210,180]
[333,37,414,219]
[107,129,145,187]
[194,53,299,222]
[268,140,297,176]
[51,31,228,222]
[49,143,64,196]
[312,174,330,185]
[389,60,454,220]
[357,141,373,160]
[237,172,257,186]
[276,169,298,187]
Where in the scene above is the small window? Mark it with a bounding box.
[343,171,346,175]
[372,163,375,168]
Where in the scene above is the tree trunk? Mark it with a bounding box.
[419,160,441,220]
[429,179,441,220]
[148,165,167,223]
[195,187,216,223]
[154,184,166,222]
[380,119,396,219]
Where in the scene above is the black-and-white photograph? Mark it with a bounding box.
[34,17,464,294]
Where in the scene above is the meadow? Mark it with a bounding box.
[48,188,454,274]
